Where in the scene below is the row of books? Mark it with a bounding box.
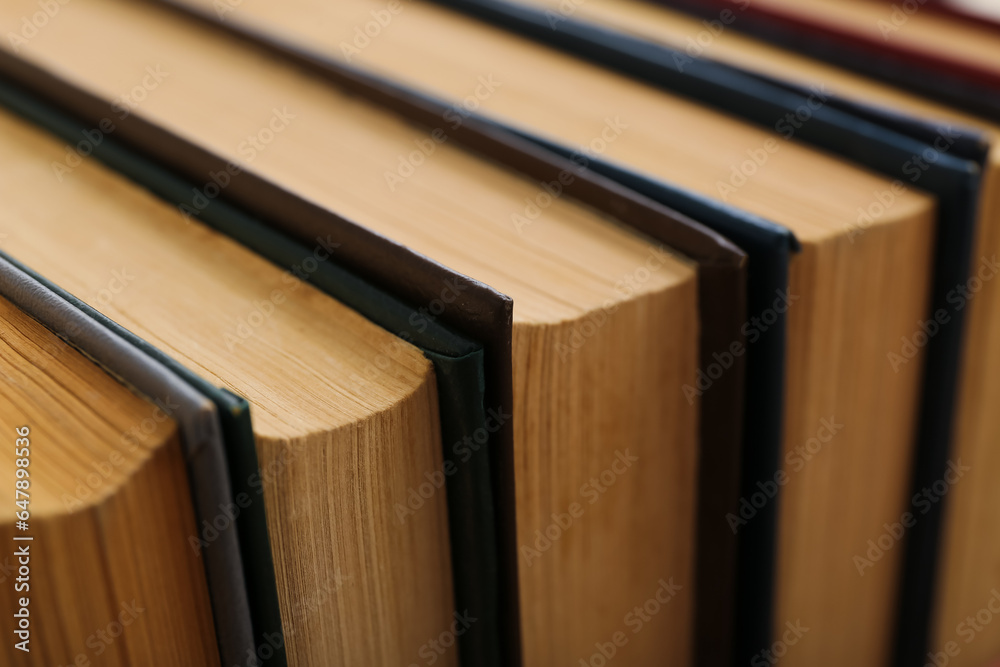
[0,0,997,665]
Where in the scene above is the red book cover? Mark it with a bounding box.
[654,0,1000,116]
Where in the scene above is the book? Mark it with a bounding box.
[0,292,220,664]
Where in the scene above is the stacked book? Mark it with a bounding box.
[0,0,997,665]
